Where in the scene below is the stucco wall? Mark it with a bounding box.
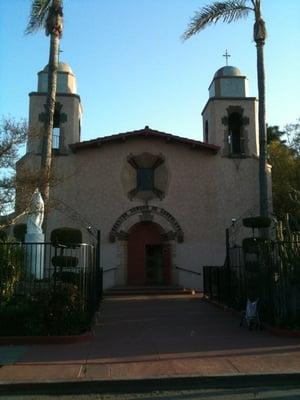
[202,98,259,156]
[39,135,260,290]
[27,93,82,154]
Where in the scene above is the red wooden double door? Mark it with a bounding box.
[127,222,171,286]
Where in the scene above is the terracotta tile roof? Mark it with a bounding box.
[69,126,220,153]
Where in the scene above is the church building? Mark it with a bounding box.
[17,62,265,290]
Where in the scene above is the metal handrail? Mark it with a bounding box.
[175,265,202,276]
[103,266,118,273]
[7,242,93,247]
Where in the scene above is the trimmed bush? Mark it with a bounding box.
[243,217,271,229]
[51,227,82,248]
[13,224,27,242]
[288,214,300,232]
[242,237,267,253]
[51,256,79,269]
[51,227,82,272]
[0,231,8,242]
[52,271,82,286]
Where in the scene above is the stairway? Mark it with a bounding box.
[104,285,196,297]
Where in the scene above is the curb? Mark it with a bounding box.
[0,330,93,346]
[264,324,300,338]
[201,296,241,316]
[1,373,300,395]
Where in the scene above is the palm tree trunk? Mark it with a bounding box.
[253,1,269,222]
[40,31,59,205]
[256,40,268,219]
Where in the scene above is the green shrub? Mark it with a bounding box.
[13,224,27,242]
[288,214,300,233]
[50,228,82,248]
[0,283,90,336]
[51,228,82,273]
[51,255,79,269]
[0,296,44,336]
[243,216,271,229]
[242,237,271,253]
[32,282,89,335]
[52,271,82,286]
[0,231,8,241]
[0,242,24,304]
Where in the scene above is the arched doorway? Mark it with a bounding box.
[127,222,171,286]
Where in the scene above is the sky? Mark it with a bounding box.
[0,0,300,142]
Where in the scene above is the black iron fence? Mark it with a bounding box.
[203,241,300,327]
[0,241,103,316]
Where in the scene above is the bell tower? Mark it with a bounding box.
[26,62,83,155]
[202,66,259,158]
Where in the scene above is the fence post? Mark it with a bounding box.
[225,228,231,306]
[209,268,212,299]
[96,229,103,302]
[217,268,221,303]
[203,267,206,296]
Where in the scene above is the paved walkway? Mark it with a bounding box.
[1,294,300,384]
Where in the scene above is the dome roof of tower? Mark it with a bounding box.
[43,62,73,74]
[214,66,242,78]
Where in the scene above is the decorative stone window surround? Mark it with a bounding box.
[221,106,250,158]
[126,152,167,201]
[38,102,67,154]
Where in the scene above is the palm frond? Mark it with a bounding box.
[25,0,52,34]
[182,0,253,41]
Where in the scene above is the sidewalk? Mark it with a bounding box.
[1,294,300,385]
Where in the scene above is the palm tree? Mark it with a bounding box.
[26,0,63,206]
[183,0,269,219]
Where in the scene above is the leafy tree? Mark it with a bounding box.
[268,121,300,222]
[267,125,285,144]
[26,0,63,207]
[182,0,269,219]
[285,119,300,156]
[0,117,55,228]
[0,118,27,216]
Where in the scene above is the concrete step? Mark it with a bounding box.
[104,285,196,296]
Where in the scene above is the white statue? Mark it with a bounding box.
[27,188,44,235]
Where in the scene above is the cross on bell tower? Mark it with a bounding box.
[223,49,231,66]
